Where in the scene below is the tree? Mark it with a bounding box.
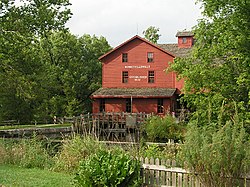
[39,32,111,117]
[170,1,250,186]
[0,0,71,123]
[143,26,161,44]
[170,0,250,129]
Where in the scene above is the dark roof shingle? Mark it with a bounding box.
[176,31,194,37]
[158,44,192,58]
[92,88,176,98]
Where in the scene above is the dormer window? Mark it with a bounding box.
[147,52,154,62]
[122,53,128,62]
[182,37,187,44]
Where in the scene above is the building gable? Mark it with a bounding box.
[101,36,176,89]
[91,31,192,114]
[99,35,175,62]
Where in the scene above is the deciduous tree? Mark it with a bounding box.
[171,1,250,185]
[171,0,250,129]
[0,0,71,123]
[143,26,161,44]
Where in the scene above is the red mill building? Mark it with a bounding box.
[91,31,194,115]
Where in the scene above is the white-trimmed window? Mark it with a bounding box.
[122,71,128,83]
[147,52,154,62]
[122,53,128,62]
[148,71,155,83]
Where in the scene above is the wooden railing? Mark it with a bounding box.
[0,120,19,126]
[140,157,202,187]
[139,157,250,187]
[72,112,152,141]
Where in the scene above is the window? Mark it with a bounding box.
[122,53,128,62]
[99,99,105,112]
[147,52,154,62]
[126,98,131,113]
[182,37,187,44]
[122,71,128,83]
[148,71,155,83]
[157,99,164,113]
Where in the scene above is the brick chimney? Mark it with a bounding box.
[176,31,194,48]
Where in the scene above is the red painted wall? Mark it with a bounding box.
[177,36,193,48]
[92,98,174,114]
[101,38,177,88]
[92,36,187,114]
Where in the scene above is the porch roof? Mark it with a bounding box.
[91,88,176,99]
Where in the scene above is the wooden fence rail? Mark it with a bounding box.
[72,112,152,141]
[139,157,250,187]
[0,120,19,126]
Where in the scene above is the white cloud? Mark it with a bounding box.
[67,0,202,46]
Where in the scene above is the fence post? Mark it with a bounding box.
[166,159,171,186]
[144,157,149,185]
[150,157,155,185]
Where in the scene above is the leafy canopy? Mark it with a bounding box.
[143,26,161,44]
[0,1,111,123]
[170,0,250,128]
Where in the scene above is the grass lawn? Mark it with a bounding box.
[0,123,72,131]
[0,165,74,187]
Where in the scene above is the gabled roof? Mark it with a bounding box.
[91,88,176,98]
[176,31,194,37]
[99,35,175,61]
[158,44,192,58]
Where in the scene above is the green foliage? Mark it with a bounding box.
[180,107,250,187]
[0,0,112,123]
[0,0,71,123]
[53,135,106,173]
[139,144,180,160]
[74,148,141,187]
[170,0,250,129]
[39,32,111,117]
[170,2,250,184]
[0,136,53,169]
[143,26,161,44]
[143,115,186,142]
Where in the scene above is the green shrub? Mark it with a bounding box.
[53,135,106,173]
[180,121,250,187]
[139,143,180,160]
[74,148,141,187]
[0,140,8,164]
[143,115,186,142]
[0,137,53,169]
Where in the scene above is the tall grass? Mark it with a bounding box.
[0,136,53,169]
[53,135,107,173]
[0,134,181,176]
[179,103,250,187]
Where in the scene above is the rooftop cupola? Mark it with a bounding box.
[176,31,194,48]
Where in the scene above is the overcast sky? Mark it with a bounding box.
[66,0,203,47]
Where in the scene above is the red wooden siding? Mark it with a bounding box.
[92,98,174,115]
[91,34,192,114]
[102,38,176,89]
[177,36,193,48]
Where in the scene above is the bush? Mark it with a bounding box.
[180,120,250,187]
[143,115,186,142]
[74,148,141,187]
[0,136,53,169]
[53,135,106,173]
[139,143,181,160]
